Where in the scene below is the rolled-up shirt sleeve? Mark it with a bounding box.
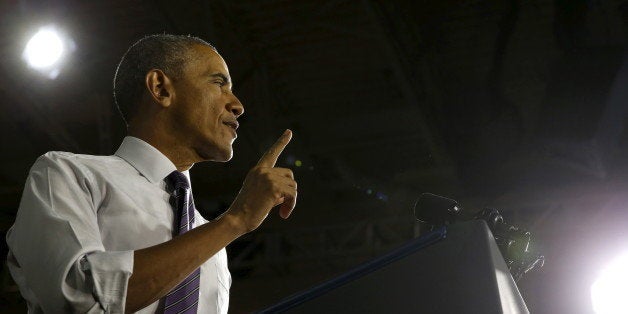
[6,153,133,313]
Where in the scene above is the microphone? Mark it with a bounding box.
[413,193,461,225]
[412,192,545,281]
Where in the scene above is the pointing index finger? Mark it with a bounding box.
[257,129,292,168]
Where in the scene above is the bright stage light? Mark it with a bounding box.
[591,252,628,313]
[22,26,73,79]
[24,27,64,68]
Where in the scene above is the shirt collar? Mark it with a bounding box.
[114,136,191,184]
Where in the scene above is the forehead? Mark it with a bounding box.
[185,44,229,75]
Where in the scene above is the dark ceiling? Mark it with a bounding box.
[2,0,628,313]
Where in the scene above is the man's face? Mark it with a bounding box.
[169,44,244,162]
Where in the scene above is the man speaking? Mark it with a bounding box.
[6,34,297,313]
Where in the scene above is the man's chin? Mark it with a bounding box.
[219,146,234,161]
[213,154,233,163]
[201,148,233,163]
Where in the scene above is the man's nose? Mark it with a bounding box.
[227,94,244,118]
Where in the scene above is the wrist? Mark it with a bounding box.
[221,209,248,237]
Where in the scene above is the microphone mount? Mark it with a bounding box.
[413,193,544,281]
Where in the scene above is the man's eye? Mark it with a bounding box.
[214,81,225,86]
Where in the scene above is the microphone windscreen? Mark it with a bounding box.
[413,193,460,225]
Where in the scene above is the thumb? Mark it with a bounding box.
[278,192,297,219]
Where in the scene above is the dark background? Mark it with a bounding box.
[2,0,628,313]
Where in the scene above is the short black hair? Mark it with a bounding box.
[113,34,216,126]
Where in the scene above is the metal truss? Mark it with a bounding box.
[229,216,420,274]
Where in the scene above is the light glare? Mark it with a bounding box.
[23,27,64,69]
[591,252,628,314]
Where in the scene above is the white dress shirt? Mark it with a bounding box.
[6,136,231,313]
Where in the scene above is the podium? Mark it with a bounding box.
[257,220,529,314]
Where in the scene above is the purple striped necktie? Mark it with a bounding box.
[163,171,200,314]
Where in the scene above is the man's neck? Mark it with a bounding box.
[127,125,196,172]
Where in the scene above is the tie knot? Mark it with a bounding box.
[166,170,190,191]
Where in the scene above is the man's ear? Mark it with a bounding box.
[145,69,174,108]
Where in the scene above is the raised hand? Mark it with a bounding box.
[228,130,297,233]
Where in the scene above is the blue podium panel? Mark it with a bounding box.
[258,220,528,314]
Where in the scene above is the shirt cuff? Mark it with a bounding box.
[84,250,134,313]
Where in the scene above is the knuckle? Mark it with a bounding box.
[270,181,281,193]
[269,180,278,189]
[252,167,270,177]
[263,171,274,180]
[275,167,293,178]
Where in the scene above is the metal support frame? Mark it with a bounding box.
[211,1,295,153]
[0,74,82,153]
[229,216,419,273]
[361,0,448,166]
